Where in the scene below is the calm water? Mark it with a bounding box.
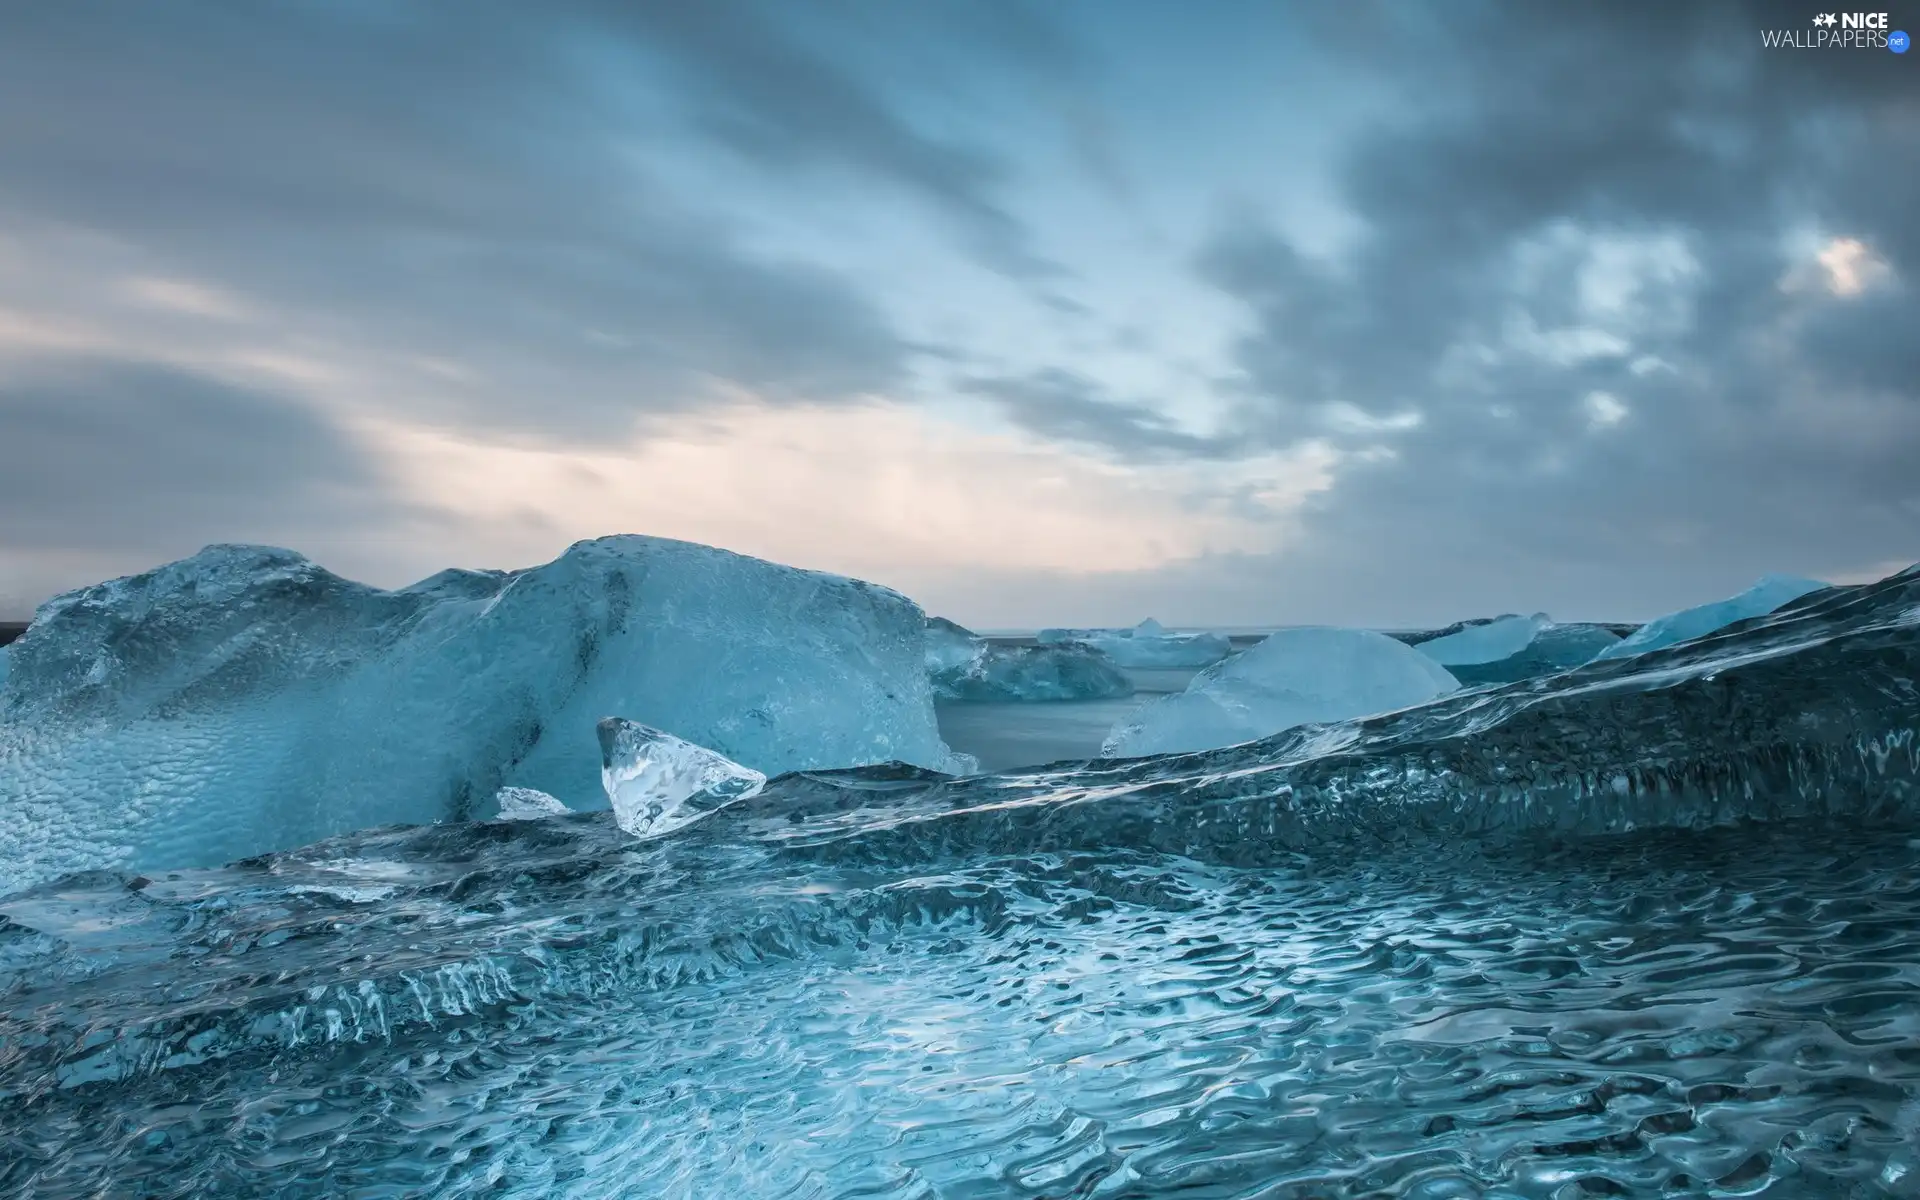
[937,665,1204,771]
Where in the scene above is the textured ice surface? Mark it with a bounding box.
[1103,626,1459,757]
[493,787,570,822]
[0,537,968,894]
[4,566,1917,1197]
[1037,618,1233,668]
[598,717,766,839]
[1413,612,1547,665]
[926,617,1131,703]
[0,645,8,690]
[1593,573,1830,660]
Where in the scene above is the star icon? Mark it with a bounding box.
[1813,12,1837,26]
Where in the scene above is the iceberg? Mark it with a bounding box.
[0,536,970,895]
[1102,626,1459,757]
[935,643,1134,702]
[1412,613,1548,666]
[1037,618,1234,669]
[926,617,1132,703]
[0,644,8,690]
[1446,622,1625,686]
[923,616,982,675]
[493,786,571,821]
[1592,573,1830,661]
[598,717,765,839]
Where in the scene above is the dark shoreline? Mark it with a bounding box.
[0,622,25,647]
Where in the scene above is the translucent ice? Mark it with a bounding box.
[493,787,570,821]
[1038,619,1234,669]
[1103,626,1459,757]
[0,644,9,690]
[1592,573,1830,661]
[926,617,1132,702]
[598,717,765,839]
[0,537,969,894]
[1414,613,1548,666]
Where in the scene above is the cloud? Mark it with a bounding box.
[0,2,913,441]
[0,358,412,612]
[606,1,1060,279]
[960,368,1243,462]
[1182,0,1920,620]
[352,400,1338,599]
[0,1,1913,626]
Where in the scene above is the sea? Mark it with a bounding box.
[3,586,1918,1199]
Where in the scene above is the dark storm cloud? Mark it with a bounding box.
[0,360,388,552]
[962,369,1240,461]
[1192,0,1920,618]
[0,1,921,434]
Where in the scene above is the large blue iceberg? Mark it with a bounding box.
[1102,625,1459,756]
[926,617,1133,702]
[1592,572,1830,661]
[0,537,971,894]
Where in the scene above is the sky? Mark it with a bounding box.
[0,0,1914,629]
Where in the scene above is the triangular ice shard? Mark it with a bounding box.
[597,717,766,839]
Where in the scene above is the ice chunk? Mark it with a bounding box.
[926,617,1133,703]
[0,645,9,690]
[1414,613,1548,666]
[598,717,765,839]
[1103,627,1459,757]
[1592,574,1830,661]
[0,536,970,895]
[1038,619,1234,669]
[493,787,570,821]
[1089,626,1234,669]
[924,616,983,674]
[1447,623,1625,686]
[937,643,1133,703]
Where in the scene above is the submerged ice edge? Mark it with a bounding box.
[1,567,1916,1099]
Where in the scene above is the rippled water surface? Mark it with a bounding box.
[6,820,1920,1198]
[3,572,1919,1197]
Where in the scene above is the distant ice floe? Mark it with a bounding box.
[1103,626,1459,757]
[1037,618,1234,669]
[925,617,1132,703]
[1592,574,1830,661]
